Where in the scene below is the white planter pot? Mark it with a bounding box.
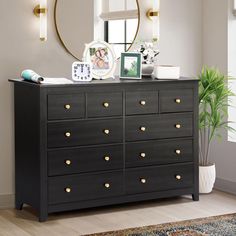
[199,164,216,194]
[142,64,154,76]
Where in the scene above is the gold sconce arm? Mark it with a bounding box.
[33,5,47,17]
[146,9,159,20]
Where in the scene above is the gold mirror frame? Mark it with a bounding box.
[54,0,140,61]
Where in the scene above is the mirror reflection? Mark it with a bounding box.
[55,0,140,60]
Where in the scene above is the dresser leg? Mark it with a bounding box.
[192,193,199,201]
[15,201,23,210]
[39,213,48,222]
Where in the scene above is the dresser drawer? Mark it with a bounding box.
[126,139,193,168]
[126,113,193,142]
[126,91,158,115]
[48,94,85,120]
[87,92,122,117]
[49,171,123,204]
[48,119,123,148]
[48,144,123,176]
[126,163,194,194]
[160,89,193,113]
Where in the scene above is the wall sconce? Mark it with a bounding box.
[33,0,47,41]
[146,0,160,45]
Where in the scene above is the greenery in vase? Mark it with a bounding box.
[198,67,235,166]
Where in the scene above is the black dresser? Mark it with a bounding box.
[10,77,199,222]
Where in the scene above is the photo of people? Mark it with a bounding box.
[90,47,110,70]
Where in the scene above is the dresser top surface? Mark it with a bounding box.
[9,76,198,88]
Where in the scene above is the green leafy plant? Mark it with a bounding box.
[198,67,235,166]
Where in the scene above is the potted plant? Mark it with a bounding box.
[198,67,234,193]
[136,41,159,76]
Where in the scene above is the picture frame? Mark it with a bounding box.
[83,40,116,80]
[120,52,142,79]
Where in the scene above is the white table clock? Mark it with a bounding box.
[72,62,92,82]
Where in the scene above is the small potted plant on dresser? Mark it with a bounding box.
[136,41,159,76]
[198,67,234,193]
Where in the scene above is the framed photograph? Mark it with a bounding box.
[120,52,142,79]
[83,40,116,80]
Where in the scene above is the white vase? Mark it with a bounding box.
[142,64,154,76]
[199,164,216,194]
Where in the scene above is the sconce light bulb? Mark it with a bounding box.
[152,0,160,47]
[40,0,47,41]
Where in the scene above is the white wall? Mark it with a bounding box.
[158,0,202,76]
[139,0,202,77]
[228,0,236,142]
[202,0,228,73]
[0,0,203,202]
[202,0,236,192]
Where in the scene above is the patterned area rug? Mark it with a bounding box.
[84,213,236,236]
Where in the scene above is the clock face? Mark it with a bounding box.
[72,62,92,81]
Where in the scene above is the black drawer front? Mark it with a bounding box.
[126,91,158,115]
[49,171,124,204]
[48,145,123,176]
[87,92,122,117]
[126,113,193,142]
[126,163,194,194]
[48,94,85,120]
[126,139,193,168]
[48,119,123,148]
[160,89,193,113]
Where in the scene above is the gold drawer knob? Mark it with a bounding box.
[104,156,110,162]
[175,98,181,104]
[175,149,181,155]
[65,160,71,165]
[64,104,71,110]
[175,175,182,180]
[104,129,110,135]
[140,178,146,184]
[65,132,71,137]
[104,183,110,188]
[65,187,71,193]
[140,153,146,158]
[140,101,146,106]
[175,124,181,129]
[103,102,109,108]
[140,126,146,132]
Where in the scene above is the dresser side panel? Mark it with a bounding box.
[14,84,44,213]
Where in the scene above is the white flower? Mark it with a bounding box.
[136,42,160,64]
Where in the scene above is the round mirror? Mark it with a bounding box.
[54,0,140,61]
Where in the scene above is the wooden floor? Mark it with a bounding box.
[0,190,236,236]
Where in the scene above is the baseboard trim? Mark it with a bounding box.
[0,194,15,209]
[214,178,236,195]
